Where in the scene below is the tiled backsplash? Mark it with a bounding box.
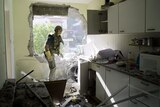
[87,32,160,61]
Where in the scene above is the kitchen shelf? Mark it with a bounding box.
[87,10,108,34]
[101,20,108,23]
[129,44,152,47]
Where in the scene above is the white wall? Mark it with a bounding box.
[87,33,160,60]
[13,0,142,80]
[5,0,15,79]
[86,34,129,58]
[87,0,104,10]
[13,0,98,80]
[0,0,7,88]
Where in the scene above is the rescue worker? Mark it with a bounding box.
[44,25,64,81]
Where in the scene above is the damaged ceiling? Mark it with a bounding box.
[30,0,94,4]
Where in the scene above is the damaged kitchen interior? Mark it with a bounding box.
[1,0,160,107]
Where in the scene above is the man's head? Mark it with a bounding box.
[54,25,62,36]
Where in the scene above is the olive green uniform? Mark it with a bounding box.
[45,34,63,80]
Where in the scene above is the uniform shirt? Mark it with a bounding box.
[46,34,63,55]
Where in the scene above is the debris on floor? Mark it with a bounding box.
[58,78,97,107]
[0,79,16,107]
[0,79,54,107]
[60,94,92,107]
[13,82,54,107]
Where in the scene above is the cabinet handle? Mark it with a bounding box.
[140,81,149,86]
[105,68,111,72]
[147,28,155,31]
[96,65,100,68]
[98,12,102,15]
[119,30,124,33]
[130,99,137,104]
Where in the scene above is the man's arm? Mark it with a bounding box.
[44,37,52,61]
[60,36,64,45]
[44,45,52,61]
[45,44,49,51]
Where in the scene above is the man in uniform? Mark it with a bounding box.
[44,25,64,81]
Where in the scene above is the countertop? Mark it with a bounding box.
[90,61,160,86]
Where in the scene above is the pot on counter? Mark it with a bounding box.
[142,38,147,45]
[141,38,153,46]
[147,38,153,46]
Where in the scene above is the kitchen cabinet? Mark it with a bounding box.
[78,58,89,95]
[146,0,160,32]
[87,10,107,34]
[108,0,160,34]
[128,100,147,107]
[105,67,129,107]
[118,0,145,34]
[129,77,160,107]
[90,63,129,105]
[95,64,106,101]
[90,62,160,106]
[99,10,108,34]
[90,63,106,101]
[108,4,119,34]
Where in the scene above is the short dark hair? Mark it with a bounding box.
[54,25,62,32]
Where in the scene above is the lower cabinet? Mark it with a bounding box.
[105,68,129,107]
[91,63,160,107]
[78,59,89,95]
[129,77,160,107]
[94,64,129,106]
[128,100,147,107]
[95,64,106,101]
[128,90,160,107]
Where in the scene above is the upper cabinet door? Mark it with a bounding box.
[108,4,119,34]
[119,0,145,34]
[99,10,108,34]
[87,10,100,34]
[87,10,107,34]
[146,0,160,32]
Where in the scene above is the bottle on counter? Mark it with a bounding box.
[136,54,140,70]
[126,52,131,70]
[127,51,135,70]
[128,51,132,60]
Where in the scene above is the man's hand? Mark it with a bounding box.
[45,51,52,61]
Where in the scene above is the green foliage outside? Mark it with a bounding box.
[33,23,55,54]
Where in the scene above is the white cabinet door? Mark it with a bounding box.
[119,0,145,33]
[95,64,106,101]
[105,68,129,107]
[128,87,159,107]
[128,100,147,107]
[146,0,160,32]
[108,4,119,34]
[129,77,160,107]
[78,59,89,95]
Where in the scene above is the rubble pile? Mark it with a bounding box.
[61,95,92,107]
[0,79,16,107]
[0,79,54,107]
